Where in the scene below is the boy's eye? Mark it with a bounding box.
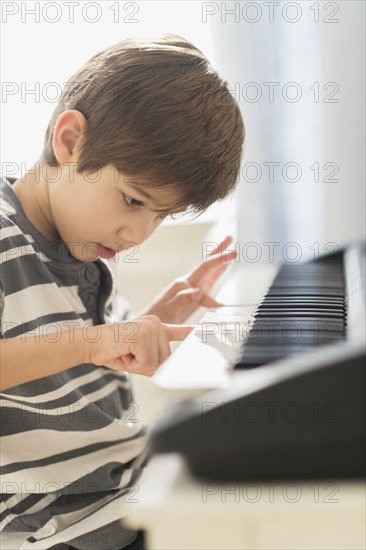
[122,193,144,208]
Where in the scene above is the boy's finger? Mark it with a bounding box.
[208,235,234,256]
[175,287,203,303]
[199,295,224,308]
[163,324,196,341]
[158,331,171,364]
[188,250,237,285]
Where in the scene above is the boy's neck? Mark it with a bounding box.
[12,165,62,244]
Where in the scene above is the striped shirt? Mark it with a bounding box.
[0,177,148,549]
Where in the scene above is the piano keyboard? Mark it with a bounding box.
[234,253,347,369]
[152,242,365,398]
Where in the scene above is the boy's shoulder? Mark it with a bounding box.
[1,177,18,217]
[1,177,31,242]
[0,198,17,218]
[0,177,48,280]
[1,184,28,258]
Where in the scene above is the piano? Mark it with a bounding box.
[124,241,366,550]
[149,241,366,480]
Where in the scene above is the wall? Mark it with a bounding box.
[320,0,365,245]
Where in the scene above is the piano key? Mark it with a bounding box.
[260,296,344,302]
[245,329,344,341]
[255,309,344,317]
[249,319,344,330]
[267,294,344,298]
[243,332,344,344]
[258,300,344,306]
[256,306,345,311]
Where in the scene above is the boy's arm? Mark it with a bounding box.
[0,328,89,391]
[0,319,193,392]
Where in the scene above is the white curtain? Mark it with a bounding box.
[209,0,365,263]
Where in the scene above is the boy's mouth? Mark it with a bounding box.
[96,243,117,259]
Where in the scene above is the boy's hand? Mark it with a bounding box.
[139,235,237,324]
[89,315,194,376]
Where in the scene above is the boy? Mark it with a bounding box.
[0,34,244,549]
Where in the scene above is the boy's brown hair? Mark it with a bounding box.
[41,33,245,217]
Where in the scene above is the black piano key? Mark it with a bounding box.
[244,331,344,344]
[259,294,344,304]
[247,320,345,331]
[258,307,344,313]
[255,309,344,318]
[258,302,344,308]
[261,298,344,301]
[267,294,344,298]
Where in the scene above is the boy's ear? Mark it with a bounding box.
[52,110,87,164]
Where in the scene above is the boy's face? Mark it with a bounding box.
[13,110,185,263]
[47,164,179,262]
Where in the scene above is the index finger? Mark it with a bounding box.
[163,324,196,341]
